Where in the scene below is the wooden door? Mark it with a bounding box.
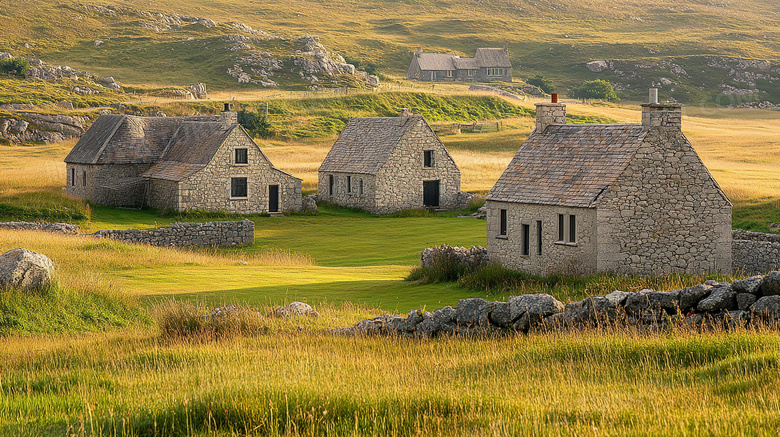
[269,185,279,212]
[423,180,440,207]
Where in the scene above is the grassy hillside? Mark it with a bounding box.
[0,0,778,102]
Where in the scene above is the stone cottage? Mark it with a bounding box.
[407,47,512,82]
[318,111,464,214]
[485,92,732,276]
[64,107,302,213]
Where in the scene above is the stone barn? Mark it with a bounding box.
[65,108,302,214]
[407,47,512,82]
[318,111,464,214]
[485,92,732,276]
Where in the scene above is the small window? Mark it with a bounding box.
[328,175,334,196]
[231,177,247,198]
[499,209,507,236]
[446,70,453,77]
[537,220,543,255]
[568,214,577,243]
[82,170,87,187]
[423,150,434,168]
[522,224,530,256]
[235,148,248,164]
[347,175,352,193]
[359,179,364,196]
[70,168,75,186]
[557,214,565,242]
[468,70,475,76]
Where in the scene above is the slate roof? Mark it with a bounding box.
[474,48,511,68]
[416,53,457,71]
[319,115,426,175]
[486,124,648,208]
[453,57,478,70]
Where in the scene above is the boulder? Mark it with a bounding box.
[10,120,28,135]
[400,309,423,331]
[585,60,610,73]
[732,276,763,295]
[352,314,403,335]
[273,301,319,318]
[762,271,780,296]
[679,285,711,313]
[487,301,515,326]
[737,293,758,311]
[604,290,630,307]
[750,295,780,320]
[455,298,489,326]
[0,248,55,291]
[697,286,736,313]
[432,306,457,333]
[302,195,318,212]
[624,290,678,314]
[509,294,564,331]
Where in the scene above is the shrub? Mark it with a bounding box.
[571,79,619,102]
[0,58,30,77]
[237,109,273,138]
[153,301,267,341]
[527,73,555,94]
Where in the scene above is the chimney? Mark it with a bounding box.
[641,89,682,129]
[400,108,412,117]
[220,102,238,126]
[534,94,566,133]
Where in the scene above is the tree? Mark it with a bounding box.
[527,73,555,94]
[570,79,619,102]
[238,109,272,138]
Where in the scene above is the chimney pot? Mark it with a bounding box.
[223,102,231,112]
[649,88,659,104]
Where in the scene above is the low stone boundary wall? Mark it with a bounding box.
[420,244,488,269]
[0,221,79,234]
[733,229,780,275]
[338,271,780,337]
[92,220,255,247]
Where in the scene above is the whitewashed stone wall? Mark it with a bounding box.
[170,129,302,213]
[595,128,732,275]
[65,163,150,207]
[486,201,598,275]
[92,220,254,247]
[317,173,377,211]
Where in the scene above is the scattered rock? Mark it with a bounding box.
[94,40,103,46]
[302,194,318,212]
[0,248,55,291]
[273,301,319,318]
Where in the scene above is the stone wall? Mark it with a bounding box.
[92,220,254,247]
[317,173,378,211]
[338,271,780,337]
[733,230,780,275]
[0,221,79,234]
[175,128,302,213]
[65,163,150,207]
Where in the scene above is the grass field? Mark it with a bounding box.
[1,96,779,435]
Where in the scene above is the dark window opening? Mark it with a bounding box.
[328,175,334,196]
[423,150,434,168]
[557,214,565,242]
[70,168,75,186]
[499,209,507,236]
[522,224,530,256]
[235,148,248,164]
[231,177,248,198]
[347,176,352,193]
[568,215,577,243]
[268,185,279,212]
[537,220,543,255]
[82,170,87,187]
[359,179,364,196]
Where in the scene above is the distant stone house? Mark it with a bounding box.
[64,108,302,213]
[407,47,512,82]
[485,93,732,276]
[318,111,464,214]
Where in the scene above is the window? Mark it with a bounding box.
[347,175,352,193]
[446,70,453,77]
[499,209,507,236]
[82,170,87,187]
[487,68,505,76]
[359,179,364,196]
[537,220,543,255]
[235,148,248,164]
[522,224,530,256]
[70,168,75,186]
[328,175,334,196]
[468,70,475,76]
[231,177,247,198]
[569,214,577,243]
[423,150,434,168]
[558,214,565,242]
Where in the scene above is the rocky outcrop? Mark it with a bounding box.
[338,271,780,336]
[0,248,55,291]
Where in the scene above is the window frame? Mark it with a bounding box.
[537,220,543,255]
[556,213,578,245]
[70,168,75,187]
[230,177,248,199]
[234,148,248,165]
[82,170,87,187]
[359,179,364,196]
[498,209,507,237]
[423,150,434,168]
[347,175,352,194]
[522,223,530,256]
[568,214,577,244]
[328,175,334,196]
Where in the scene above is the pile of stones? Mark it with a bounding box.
[337,271,780,337]
[420,245,488,270]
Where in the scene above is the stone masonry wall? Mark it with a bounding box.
[533,103,566,133]
[486,201,598,275]
[373,119,461,214]
[317,173,377,211]
[146,178,179,211]
[175,128,302,213]
[595,128,732,275]
[66,163,150,207]
[733,230,780,275]
[92,220,254,247]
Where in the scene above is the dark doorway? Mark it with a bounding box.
[423,180,440,207]
[269,185,279,212]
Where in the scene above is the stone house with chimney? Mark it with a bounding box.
[407,47,512,82]
[64,107,302,214]
[318,111,464,214]
[485,92,732,276]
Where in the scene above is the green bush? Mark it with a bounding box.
[0,58,30,77]
[238,109,273,138]
[571,79,619,102]
[527,73,555,94]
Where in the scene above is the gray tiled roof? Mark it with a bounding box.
[64,114,125,164]
[319,115,423,175]
[141,161,205,181]
[453,57,478,70]
[486,124,647,207]
[474,48,511,68]
[416,53,457,71]
[161,122,233,165]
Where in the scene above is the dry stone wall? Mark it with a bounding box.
[92,220,254,247]
[733,230,780,275]
[0,222,79,234]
